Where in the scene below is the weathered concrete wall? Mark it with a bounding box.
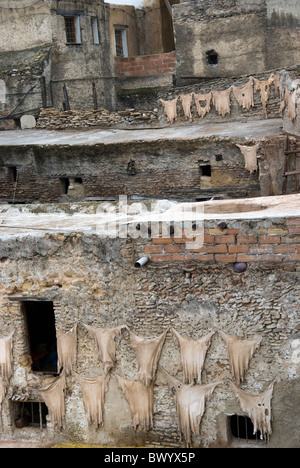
[0,209,299,447]
[173,1,268,84]
[266,0,300,70]
[173,0,300,85]
[0,1,53,52]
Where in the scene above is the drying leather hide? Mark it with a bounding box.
[115,374,153,432]
[83,324,126,374]
[171,328,214,384]
[212,87,232,117]
[0,332,13,383]
[180,94,193,120]
[236,143,260,174]
[39,373,66,430]
[253,74,274,118]
[232,78,254,110]
[219,331,262,384]
[161,368,221,447]
[129,329,168,387]
[229,380,275,441]
[284,86,297,122]
[159,97,179,124]
[193,92,212,118]
[76,373,110,428]
[0,379,6,430]
[56,324,77,376]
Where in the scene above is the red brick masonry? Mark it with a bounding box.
[116,52,176,78]
[144,218,300,264]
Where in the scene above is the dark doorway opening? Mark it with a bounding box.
[23,301,58,373]
[60,177,70,195]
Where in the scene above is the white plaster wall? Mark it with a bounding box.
[105,0,158,8]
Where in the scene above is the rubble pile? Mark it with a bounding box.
[36,107,159,129]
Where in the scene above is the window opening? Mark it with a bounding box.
[200,164,212,177]
[23,301,58,373]
[74,177,83,184]
[9,167,18,183]
[14,401,48,429]
[64,16,81,44]
[60,177,70,195]
[206,50,219,65]
[115,27,128,58]
[230,415,261,441]
[91,17,100,44]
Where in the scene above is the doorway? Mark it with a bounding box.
[23,301,58,373]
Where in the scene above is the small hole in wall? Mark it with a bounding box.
[206,50,219,65]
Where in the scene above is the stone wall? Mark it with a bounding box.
[0,211,299,447]
[0,135,264,204]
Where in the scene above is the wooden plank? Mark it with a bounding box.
[284,171,300,176]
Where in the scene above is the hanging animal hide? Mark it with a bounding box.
[159,97,179,124]
[212,87,232,117]
[0,379,7,431]
[273,75,280,97]
[236,143,260,174]
[76,373,110,428]
[171,329,215,384]
[39,373,66,430]
[284,85,297,122]
[180,94,193,120]
[232,78,254,110]
[56,324,77,376]
[253,74,274,118]
[0,332,14,383]
[219,331,262,384]
[83,324,126,374]
[193,92,212,118]
[115,374,153,432]
[129,329,168,387]
[161,367,221,447]
[229,380,275,441]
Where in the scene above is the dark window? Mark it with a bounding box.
[23,301,58,373]
[200,164,211,177]
[115,28,128,58]
[74,177,83,184]
[206,50,219,65]
[9,167,18,183]
[64,16,81,44]
[230,415,261,441]
[60,177,70,195]
[14,401,48,429]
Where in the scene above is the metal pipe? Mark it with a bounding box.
[134,257,149,268]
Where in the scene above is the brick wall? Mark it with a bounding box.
[115,52,176,78]
[143,218,300,264]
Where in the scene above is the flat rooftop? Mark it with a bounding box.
[0,118,283,146]
[0,194,299,238]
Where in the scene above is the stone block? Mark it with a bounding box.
[20,114,36,130]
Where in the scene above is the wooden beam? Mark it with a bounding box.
[163,0,173,17]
